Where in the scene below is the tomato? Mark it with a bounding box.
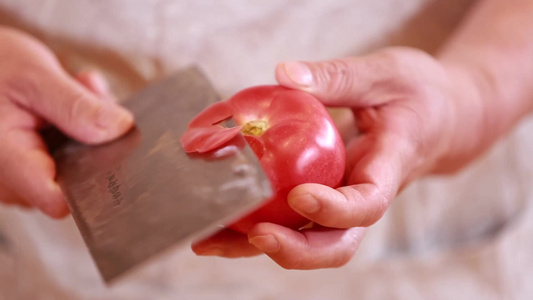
[180,85,345,233]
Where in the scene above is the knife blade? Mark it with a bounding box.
[53,66,272,284]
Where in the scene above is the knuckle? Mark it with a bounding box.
[373,47,435,92]
[315,59,355,101]
[372,48,412,76]
[65,91,92,128]
[274,248,313,270]
[362,187,390,227]
[377,46,431,69]
[339,185,392,228]
[0,71,41,109]
[374,190,391,218]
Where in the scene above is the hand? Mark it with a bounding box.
[192,46,485,268]
[0,27,134,218]
[196,0,533,269]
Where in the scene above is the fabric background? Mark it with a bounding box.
[1,0,532,299]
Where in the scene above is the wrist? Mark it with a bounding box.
[433,42,533,174]
[430,60,493,174]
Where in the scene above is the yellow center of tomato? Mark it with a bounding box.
[241,119,268,136]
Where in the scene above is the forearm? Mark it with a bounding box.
[435,0,533,172]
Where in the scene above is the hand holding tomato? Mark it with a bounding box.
[193,0,533,270]
[191,45,518,269]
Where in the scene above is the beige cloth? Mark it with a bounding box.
[1,0,533,299]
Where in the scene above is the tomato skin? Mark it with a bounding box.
[180,86,345,233]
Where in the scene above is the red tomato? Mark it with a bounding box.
[180,86,345,233]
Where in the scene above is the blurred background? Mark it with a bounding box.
[1,0,533,299]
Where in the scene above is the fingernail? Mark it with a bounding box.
[292,194,320,215]
[249,235,280,253]
[96,105,134,129]
[284,62,313,87]
[197,248,224,256]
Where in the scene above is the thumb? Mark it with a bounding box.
[16,68,134,144]
[275,54,400,107]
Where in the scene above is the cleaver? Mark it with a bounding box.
[50,67,271,284]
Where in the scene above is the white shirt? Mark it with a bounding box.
[1,0,532,299]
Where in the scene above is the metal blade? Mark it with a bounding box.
[54,67,271,284]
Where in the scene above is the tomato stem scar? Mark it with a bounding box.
[241,119,268,136]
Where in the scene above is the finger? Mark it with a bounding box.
[288,131,412,228]
[275,50,410,107]
[0,182,33,208]
[191,228,262,258]
[0,103,69,217]
[38,70,116,146]
[0,129,69,218]
[74,70,115,101]
[248,223,366,269]
[10,67,133,144]
[1,196,33,209]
